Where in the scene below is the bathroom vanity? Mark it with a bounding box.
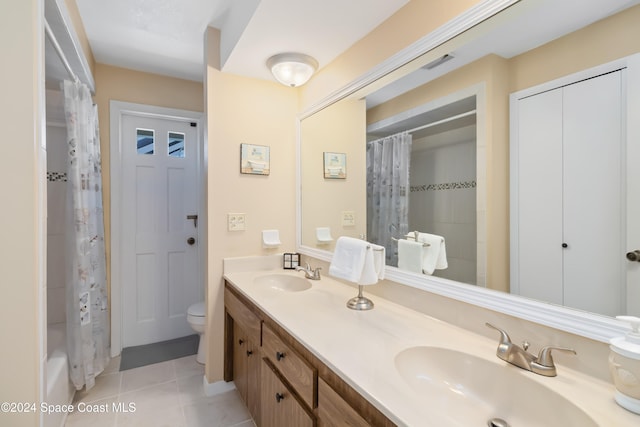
[223,260,639,426]
[224,279,391,426]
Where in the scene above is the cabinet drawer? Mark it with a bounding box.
[318,378,369,427]
[262,323,316,409]
[261,359,314,427]
[225,286,261,345]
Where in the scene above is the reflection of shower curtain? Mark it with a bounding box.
[63,80,109,391]
[366,131,412,266]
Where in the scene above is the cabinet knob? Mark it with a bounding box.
[275,392,285,403]
[238,339,244,345]
[562,243,568,248]
[276,351,286,361]
[246,350,253,357]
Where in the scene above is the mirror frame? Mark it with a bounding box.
[297,0,628,343]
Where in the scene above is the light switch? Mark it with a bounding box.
[341,211,355,227]
[228,213,246,231]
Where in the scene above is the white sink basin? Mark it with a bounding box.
[394,346,597,427]
[254,274,312,292]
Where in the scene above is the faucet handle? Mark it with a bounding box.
[536,346,577,367]
[485,323,513,345]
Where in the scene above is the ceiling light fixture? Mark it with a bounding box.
[267,53,318,87]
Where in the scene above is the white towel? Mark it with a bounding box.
[329,236,369,283]
[397,239,425,274]
[359,243,385,285]
[416,232,448,275]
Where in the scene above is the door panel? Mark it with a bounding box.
[516,88,564,304]
[121,114,200,347]
[562,71,623,315]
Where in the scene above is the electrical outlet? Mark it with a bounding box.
[228,213,246,231]
[341,211,355,227]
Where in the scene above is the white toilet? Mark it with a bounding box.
[187,301,206,364]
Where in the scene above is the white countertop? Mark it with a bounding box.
[224,268,639,426]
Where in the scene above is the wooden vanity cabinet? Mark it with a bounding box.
[317,378,369,427]
[232,322,261,421]
[225,282,395,427]
[262,322,315,408]
[225,288,262,423]
[260,359,314,427]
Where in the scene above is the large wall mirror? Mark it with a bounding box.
[298,0,640,342]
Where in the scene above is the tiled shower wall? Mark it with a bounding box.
[47,122,67,325]
[409,129,477,284]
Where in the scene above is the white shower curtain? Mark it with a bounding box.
[62,80,109,391]
[366,131,412,266]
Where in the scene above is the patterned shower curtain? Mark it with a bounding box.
[366,131,412,267]
[62,80,109,391]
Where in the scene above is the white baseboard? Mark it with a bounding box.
[203,376,236,397]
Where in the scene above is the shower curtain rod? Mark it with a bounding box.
[44,19,79,83]
[405,110,476,135]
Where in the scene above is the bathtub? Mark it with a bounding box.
[45,323,74,427]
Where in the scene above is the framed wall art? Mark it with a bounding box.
[240,143,270,175]
[323,152,346,179]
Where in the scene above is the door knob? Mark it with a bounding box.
[626,250,640,262]
[187,237,196,245]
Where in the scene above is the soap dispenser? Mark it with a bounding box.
[609,316,640,414]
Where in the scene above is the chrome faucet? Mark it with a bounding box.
[486,323,576,377]
[295,263,321,280]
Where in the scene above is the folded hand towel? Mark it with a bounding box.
[359,243,385,285]
[329,236,369,283]
[416,232,448,275]
[397,239,425,274]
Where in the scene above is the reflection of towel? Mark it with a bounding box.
[329,237,384,285]
[360,243,385,285]
[397,239,425,274]
[416,233,448,275]
[329,236,369,283]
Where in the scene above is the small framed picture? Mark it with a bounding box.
[323,152,346,179]
[240,143,270,175]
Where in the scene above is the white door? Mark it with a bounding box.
[513,70,626,316]
[121,113,201,347]
[562,72,623,314]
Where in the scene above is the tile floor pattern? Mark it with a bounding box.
[64,355,255,427]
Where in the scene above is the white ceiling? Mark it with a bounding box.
[74,0,409,83]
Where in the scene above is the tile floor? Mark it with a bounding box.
[64,355,255,427]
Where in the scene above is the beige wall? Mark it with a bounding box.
[300,98,367,250]
[0,0,44,425]
[205,28,299,382]
[300,0,484,110]
[509,4,640,92]
[92,64,204,293]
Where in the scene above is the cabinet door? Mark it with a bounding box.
[261,360,314,427]
[233,323,248,402]
[318,378,369,427]
[246,339,261,424]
